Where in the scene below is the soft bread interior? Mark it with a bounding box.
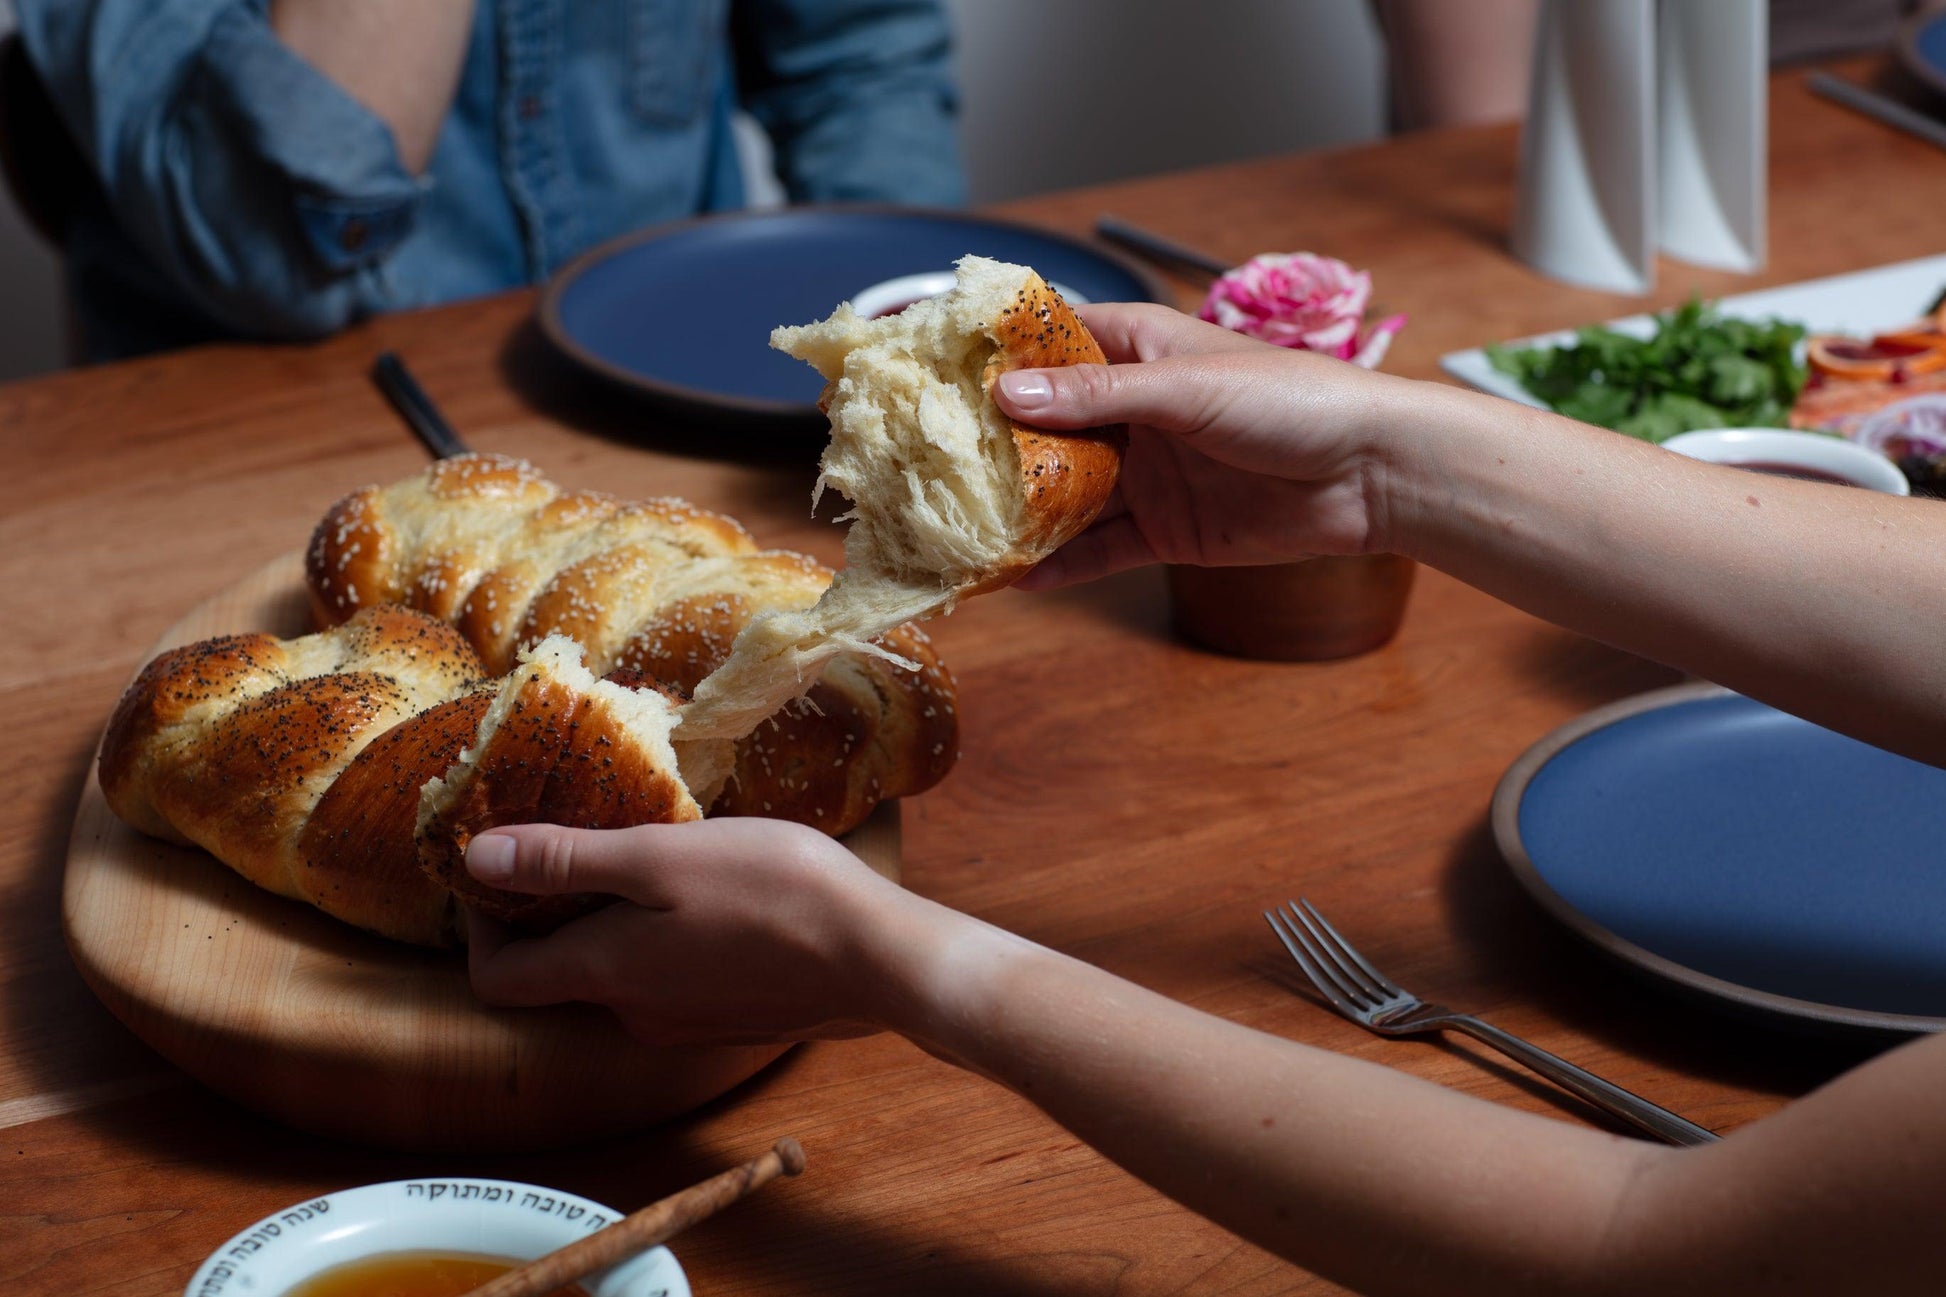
[786,254,1035,588]
[677,256,1039,742]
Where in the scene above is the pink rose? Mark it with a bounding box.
[1198,252,1405,369]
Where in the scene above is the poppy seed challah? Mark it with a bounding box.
[99,606,698,946]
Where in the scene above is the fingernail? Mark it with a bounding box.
[997,370,1053,409]
[467,834,516,882]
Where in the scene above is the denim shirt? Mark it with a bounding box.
[17,0,964,359]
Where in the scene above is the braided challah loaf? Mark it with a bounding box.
[100,606,699,946]
[306,453,957,836]
[104,255,1119,951]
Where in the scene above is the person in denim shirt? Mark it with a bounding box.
[14,1,965,360]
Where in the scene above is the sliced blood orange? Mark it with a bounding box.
[1869,303,1946,353]
[1807,333,1946,380]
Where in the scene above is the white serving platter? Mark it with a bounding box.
[1441,252,1946,407]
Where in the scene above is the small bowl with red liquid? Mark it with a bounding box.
[850,271,1091,321]
[183,1178,687,1297]
[1662,428,1911,495]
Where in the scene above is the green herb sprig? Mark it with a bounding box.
[1485,300,1808,442]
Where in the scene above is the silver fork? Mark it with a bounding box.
[1264,899,1719,1147]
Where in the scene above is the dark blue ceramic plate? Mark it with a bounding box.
[1492,683,1946,1033]
[1899,11,1946,99]
[537,206,1170,434]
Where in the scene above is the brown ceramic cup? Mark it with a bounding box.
[1165,554,1417,661]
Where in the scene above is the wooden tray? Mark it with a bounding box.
[63,553,900,1152]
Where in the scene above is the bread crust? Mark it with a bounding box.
[100,607,716,947]
[416,665,700,930]
[297,691,491,946]
[710,623,957,834]
[100,631,291,839]
[676,260,1117,746]
[99,607,493,943]
[305,456,958,834]
[971,271,1125,596]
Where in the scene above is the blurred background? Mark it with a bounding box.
[0,1,1391,382]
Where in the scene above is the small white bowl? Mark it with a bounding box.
[850,271,1090,320]
[1662,428,1911,495]
[183,1178,688,1297]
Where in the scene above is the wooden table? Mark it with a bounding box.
[4,62,1937,1295]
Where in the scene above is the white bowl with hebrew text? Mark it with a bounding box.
[182,1177,688,1297]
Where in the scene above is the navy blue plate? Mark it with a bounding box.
[537,206,1171,435]
[1899,10,1946,99]
[1492,683,1946,1033]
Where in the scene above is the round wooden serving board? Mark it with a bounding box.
[63,552,901,1152]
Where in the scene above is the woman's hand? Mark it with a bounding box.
[992,302,1409,588]
[1012,305,1946,771]
[462,817,934,1046]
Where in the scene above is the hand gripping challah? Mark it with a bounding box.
[100,606,699,946]
[678,255,1123,740]
[416,635,699,931]
[305,452,957,836]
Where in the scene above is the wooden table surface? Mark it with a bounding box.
[4,62,1938,1296]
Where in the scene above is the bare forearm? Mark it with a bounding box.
[461,793,1946,1292]
[856,888,1946,1295]
[1380,381,1946,766]
[864,896,1658,1295]
[270,0,475,172]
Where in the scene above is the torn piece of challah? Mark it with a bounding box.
[678,254,1123,741]
[305,452,956,837]
[99,607,701,946]
[417,636,700,931]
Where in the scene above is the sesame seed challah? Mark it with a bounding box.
[305,452,959,837]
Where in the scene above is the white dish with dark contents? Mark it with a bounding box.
[1662,427,1910,494]
[850,271,1090,321]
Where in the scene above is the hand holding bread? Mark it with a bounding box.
[986,301,1397,587]
[679,255,1125,740]
[464,816,902,1045]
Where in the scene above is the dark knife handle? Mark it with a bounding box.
[1808,73,1946,155]
[372,351,474,460]
[1094,215,1234,282]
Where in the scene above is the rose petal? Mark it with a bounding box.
[1349,314,1407,369]
[1199,251,1396,363]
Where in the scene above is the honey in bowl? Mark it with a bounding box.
[285,1251,588,1297]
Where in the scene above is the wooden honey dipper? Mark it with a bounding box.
[459,1138,806,1297]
